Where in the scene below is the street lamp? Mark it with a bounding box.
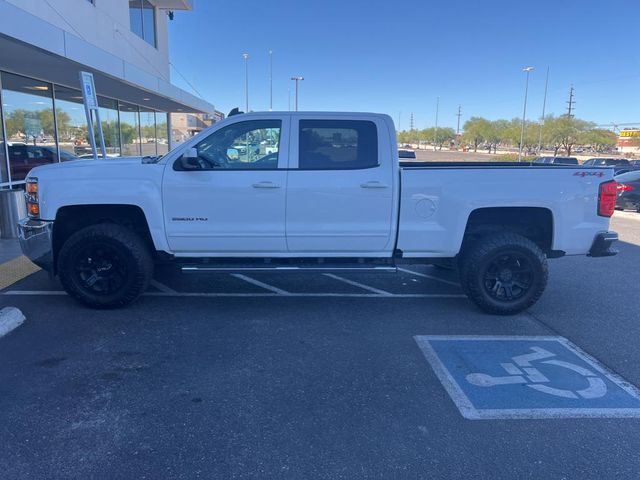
[518,66,534,161]
[243,53,250,112]
[269,50,273,111]
[291,76,304,111]
[433,96,440,151]
[537,66,549,154]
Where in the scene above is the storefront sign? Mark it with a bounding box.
[79,71,106,159]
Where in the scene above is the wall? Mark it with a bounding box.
[3,0,170,81]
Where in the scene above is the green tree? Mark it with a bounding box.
[4,109,28,139]
[541,116,565,155]
[501,118,539,153]
[580,128,617,153]
[119,122,138,146]
[416,127,456,150]
[485,119,510,153]
[462,117,491,152]
[543,116,592,156]
[397,129,420,146]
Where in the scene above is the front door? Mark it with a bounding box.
[163,117,289,255]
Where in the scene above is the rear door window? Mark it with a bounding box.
[298,120,378,169]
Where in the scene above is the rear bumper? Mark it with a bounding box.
[588,231,618,258]
[17,218,54,273]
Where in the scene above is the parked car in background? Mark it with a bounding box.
[582,157,633,175]
[398,149,416,160]
[533,156,578,165]
[614,170,640,212]
[3,144,77,181]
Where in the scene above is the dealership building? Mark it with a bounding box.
[0,0,217,189]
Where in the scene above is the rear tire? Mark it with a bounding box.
[459,232,548,315]
[58,223,153,309]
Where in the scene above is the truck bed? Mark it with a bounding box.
[399,161,595,169]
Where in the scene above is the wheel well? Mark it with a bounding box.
[53,205,155,270]
[462,207,554,254]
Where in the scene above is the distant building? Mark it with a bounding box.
[617,129,640,154]
[170,111,225,145]
[0,0,216,188]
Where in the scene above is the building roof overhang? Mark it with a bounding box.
[150,0,193,10]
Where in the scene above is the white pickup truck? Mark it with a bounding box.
[18,112,619,314]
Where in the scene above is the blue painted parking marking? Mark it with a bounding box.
[414,335,640,420]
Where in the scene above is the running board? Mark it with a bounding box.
[181,265,397,273]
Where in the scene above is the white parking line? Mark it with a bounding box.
[230,274,291,295]
[397,267,461,287]
[323,273,392,295]
[0,307,25,338]
[1,290,467,299]
[150,279,177,294]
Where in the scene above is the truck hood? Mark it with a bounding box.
[29,156,149,176]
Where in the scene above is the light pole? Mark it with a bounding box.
[291,76,304,111]
[269,50,273,111]
[242,53,249,112]
[537,66,549,154]
[518,66,534,161]
[433,96,439,151]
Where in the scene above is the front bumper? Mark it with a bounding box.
[17,218,54,273]
[588,231,618,258]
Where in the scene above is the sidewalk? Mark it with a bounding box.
[0,238,41,291]
[0,239,22,264]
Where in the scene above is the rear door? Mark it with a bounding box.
[285,116,395,255]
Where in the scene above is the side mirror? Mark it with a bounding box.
[179,147,199,170]
[184,147,198,159]
[226,148,239,160]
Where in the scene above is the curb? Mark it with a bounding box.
[0,307,25,338]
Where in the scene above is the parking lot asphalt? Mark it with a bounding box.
[1,213,639,479]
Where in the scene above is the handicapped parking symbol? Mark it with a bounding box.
[466,346,607,399]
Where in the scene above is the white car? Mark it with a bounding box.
[18,112,618,314]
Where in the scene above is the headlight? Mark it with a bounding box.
[25,177,40,218]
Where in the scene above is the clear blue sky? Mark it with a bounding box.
[168,0,640,130]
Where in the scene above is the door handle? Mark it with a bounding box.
[252,181,280,189]
[360,181,388,189]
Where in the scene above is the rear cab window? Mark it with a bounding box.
[297,119,378,169]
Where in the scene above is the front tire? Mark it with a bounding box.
[58,224,153,308]
[459,232,548,315]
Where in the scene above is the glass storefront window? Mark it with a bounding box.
[98,96,121,157]
[139,107,157,156]
[119,101,141,156]
[52,85,87,159]
[0,94,7,184]
[156,113,169,155]
[1,72,56,182]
